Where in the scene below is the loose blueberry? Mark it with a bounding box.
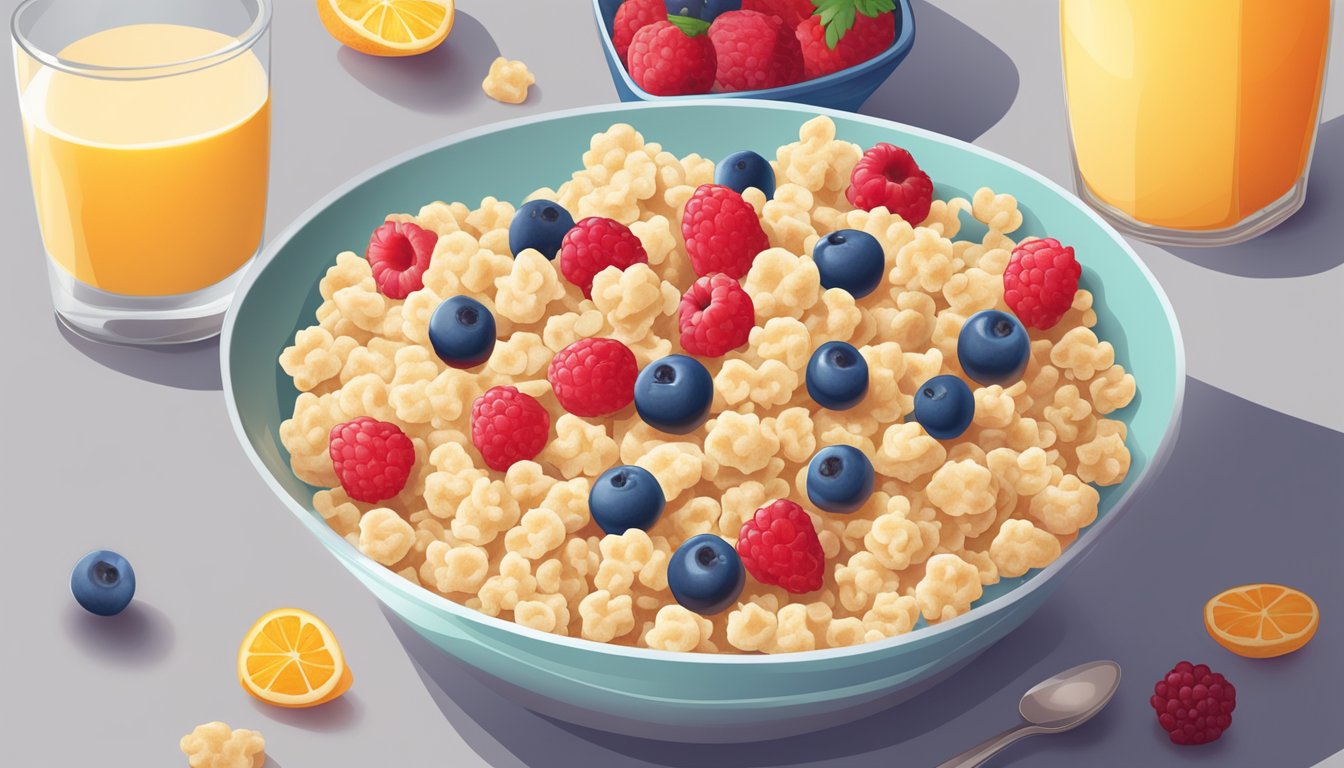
[590,465,666,534]
[71,550,136,616]
[634,355,714,434]
[508,199,575,260]
[429,295,496,369]
[715,150,776,198]
[668,534,745,615]
[812,229,885,299]
[806,445,875,514]
[957,309,1031,386]
[805,341,869,410]
[913,374,975,439]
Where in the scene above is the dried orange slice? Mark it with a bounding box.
[1204,583,1319,659]
[238,608,353,708]
[318,0,455,57]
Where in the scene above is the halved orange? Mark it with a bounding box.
[1204,583,1319,659]
[318,0,455,57]
[238,608,352,708]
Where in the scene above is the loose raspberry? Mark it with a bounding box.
[558,217,649,299]
[365,221,437,299]
[470,386,551,472]
[678,273,755,357]
[681,184,770,279]
[846,142,934,223]
[737,499,824,593]
[547,338,638,417]
[1150,661,1236,746]
[708,10,804,92]
[627,20,717,96]
[743,0,814,28]
[612,0,666,65]
[1003,238,1082,331]
[329,417,416,503]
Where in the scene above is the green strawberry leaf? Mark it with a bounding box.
[667,14,711,37]
[812,0,894,48]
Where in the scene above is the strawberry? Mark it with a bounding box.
[627,20,718,96]
[796,0,896,80]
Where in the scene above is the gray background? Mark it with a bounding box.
[1,1,1341,766]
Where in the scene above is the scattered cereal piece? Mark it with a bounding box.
[180,722,265,768]
[482,57,534,104]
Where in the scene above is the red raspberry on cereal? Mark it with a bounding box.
[1003,238,1082,331]
[737,499,824,593]
[547,338,638,417]
[743,0,814,28]
[613,0,666,65]
[682,184,770,279]
[708,10,804,92]
[365,220,437,299]
[627,20,718,96]
[559,216,649,299]
[471,386,551,472]
[846,143,934,223]
[329,417,416,503]
[678,273,755,357]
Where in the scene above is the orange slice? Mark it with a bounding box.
[238,608,352,708]
[318,0,455,57]
[1204,583,1319,659]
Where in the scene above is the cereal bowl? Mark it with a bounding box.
[222,100,1183,742]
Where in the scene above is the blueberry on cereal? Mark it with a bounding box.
[812,229,885,299]
[913,374,975,439]
[806,341,869,410]
[429,295,496,369]
[509,199,575,260]
[806,445,875,514]
[715,150,776,199]
[70,549,136,616]
[634,354,714,434]
[668,534,745,615]
[958,309,1030,386]
[590,465,666,534]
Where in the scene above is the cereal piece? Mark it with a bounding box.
[180,722,265,768]
[874,422,947,483]
[772,407,817,463]
[914,553,983,622]
[540,477,592,533]
[485,332,551,379]
[973,385,1018,429]
[761,184,818,253]
[579,590,636,642]
[659,496,719,540]
[544,415,620,479]
[501,460,558,510]
[357,508,415,566]
[422,542,490,594]
[387,345,441,424]
[1075,419,1131,486]
[803,288,863,347]
[726,601,778,652]
[744,248,821,321]
[542,309,607,352]
[1088,365,1137,414]
[926,460,996,519]
[768,603,816,653]
[478,552,538,616]
[749,317,812,371]
[942,267,1000,318]
[835,552,899,613]
[986,446,1054,497]
[1050,327,1115,381]
[989,519,1062,578]
[515,594,570,635]
[705,412,780,474]
[718,479,790,540]
[859,342,910,423]
[862,592,920,640]
[713,359,755,408]
[591,263,680,342]
[339,337,402,385]
[1028,474,1100,535]
[482,57,534,104]
[645,605,713,652]
[505,507,567,560]
[827,617,867,647]
[1043,385,1095,444]
[281,327,357,392]
[494,250,567,325]
[865,497,931,570]
[970,188,1024,234]
[278,392,344,487]
[313,488,362,538]
[451,477,522,546]
[635,442,705,502]
[890,227,961,293]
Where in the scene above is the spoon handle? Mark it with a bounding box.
[934,723,1045,768]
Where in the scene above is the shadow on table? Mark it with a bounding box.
[1162,116,1344,278]
[248,692,365,733]
[56,318,223,391]
[337,12,499,115]
[860,0,1019,142]
[62,600,174,668]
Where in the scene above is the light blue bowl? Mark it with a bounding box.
[222,100,1185,742]
[591,0,916,112]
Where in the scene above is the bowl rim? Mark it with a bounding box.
[222,98,1186,666]
[589,0,917,102]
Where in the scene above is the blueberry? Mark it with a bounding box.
[703,0,742,19]
[634,355,714,434]
[806,341,869,410]
[429,296,496,369]
[668,534,745,615]
[590,466,666,534]
[71,550,136,616]
[813,229,885,299]
[715,150,776,198]
[913,374,975,439]
[665,0,739,20]
[806,445,875,514]
[957,309,1030,386]
[508,199,574,260]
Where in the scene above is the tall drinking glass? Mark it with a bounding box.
[1060,1,1332,246]
[12,0,271,344]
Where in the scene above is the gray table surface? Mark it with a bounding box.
[2,1,1341,766]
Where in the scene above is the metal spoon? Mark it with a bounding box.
[935,660,1122,768]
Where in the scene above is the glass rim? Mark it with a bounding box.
[10,0,271,79]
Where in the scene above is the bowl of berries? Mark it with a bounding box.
[223,100,1183,741]
[594,0,916,110]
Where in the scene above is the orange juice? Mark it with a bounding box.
[19,24,270,296]
[1061,1,1330,232]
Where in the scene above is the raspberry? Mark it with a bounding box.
[547,338,638,417]
[708,10,804,92]
[470,386,551,472]
[678,273,755,357]
[1003,238,1082,331]
[1150,661,1236,746]
[329,417,416,503]
[743,0,814,28]
[846,143,934,223]
[612,0,666,65]
[627,21,717,96]
[681,184,770,279]
[558,217,649,299]
[736,499,824,593]
[365,221,437,299]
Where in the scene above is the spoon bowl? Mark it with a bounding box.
[1020,660,1122,730]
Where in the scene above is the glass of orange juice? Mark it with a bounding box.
[12,0,271,345]
[1060,0,1332,246]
